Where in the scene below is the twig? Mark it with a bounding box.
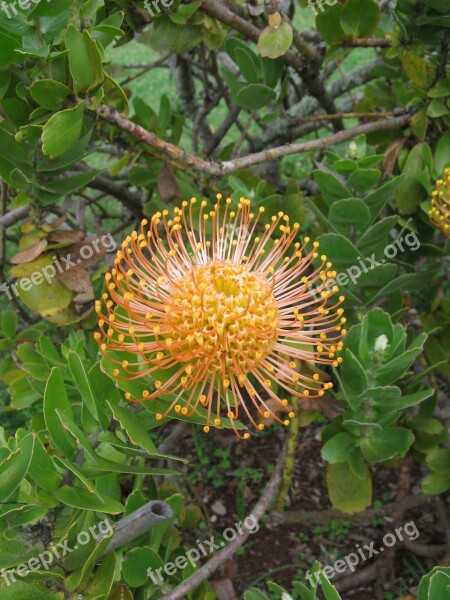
[99,500,173,556]
[402,539,447,558]
[293,111,403,122]
[71,164,142,212]
[158,442,287,600]
[199,0,340,125]
[95,105,412,176]
[203,106,241,156]
[0,204,31,229]
[275,397,300,512]
[340,38,391,48]
[268,493,433,527]
[120,54,171,86]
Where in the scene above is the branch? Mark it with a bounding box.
[72,164,142,212]
[95,105,412,176]
[339,38,392,48]
[268,493,433,527]
[203,105,241,156]
[159,443,286,600]
[99,500,173,556]
[199,0,341,127]
[0,204,31,229]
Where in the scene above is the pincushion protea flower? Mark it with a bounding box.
[429,168,450,237]
[95,195,346,439]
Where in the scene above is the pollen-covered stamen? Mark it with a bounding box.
[429,168,450,237]
[96,195,345,437]
[164,260,279,375]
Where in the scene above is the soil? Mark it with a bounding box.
[166,421,449,599]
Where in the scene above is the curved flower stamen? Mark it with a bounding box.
[96,195,346,437]
[429,168,450,237]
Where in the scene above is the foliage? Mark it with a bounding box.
[0,0,449,597]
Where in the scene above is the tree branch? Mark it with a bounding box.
[95,104,411,176]
[339,38,392,48]
[0,204,31,229]
[268,493,433,528]
[99,501,173,556]
[199,0,341,128]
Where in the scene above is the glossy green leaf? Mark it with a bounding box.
[65,25,103,94]
[0,434,34,499]
[360,427,414,463]
[43,368,76,459]
[123,547,165,587]
[341,0,381,37]
[1,310,17,338]
[29,79,70,111]
[321,433,356,464]
[42,104,84,159]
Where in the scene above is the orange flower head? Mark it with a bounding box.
[95,195,346,438]
[429,168,450,237]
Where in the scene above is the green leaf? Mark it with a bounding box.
[428,99,449,118]
[360,427,414,464]
[365,176,404,222]
[1,310,17,339]
[68,351,103,425]
[0,434,34,499]
[169,1,201,24]
[27,435,62,491]
[418,567,450,600]
[43,368,76,459]
[318,571,343,600]
[233,47,260,84]
[315,233,360,271]
[426,449,450,475]
[42,103,84,159]
[82,552,117,598]
[65,25,103,94]
[236,83,276,110]
[408,417,443,435]
[29,79,70,111]
[0,582,63,600]
[340,0,380,37]
[434,130,450,173]
[123,547,165,587]
[402,52,433,88]
[329,199,371,234]
[258,22,293,59]
[421,473,450,495]
[17,342,49,380]
[316,4,345,45]
[55,486,123,513]
[347,169,381,194]
[321,433,356,464]
[243,590,270,600]
[326,461,372,514]
[105,395,158,454]
[313,170,351,206]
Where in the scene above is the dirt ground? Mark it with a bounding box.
[171,423,449,599]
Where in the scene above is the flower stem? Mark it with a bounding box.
[275,397,300,512]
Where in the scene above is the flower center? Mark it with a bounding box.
[165,260,279,375]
